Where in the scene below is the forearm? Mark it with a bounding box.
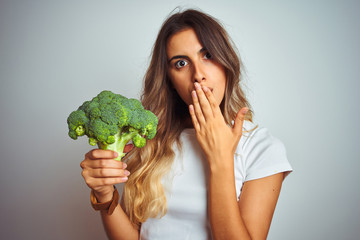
[96,193,139,240]
[208,157,251,240]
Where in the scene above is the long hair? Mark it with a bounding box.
[122,9,253,228]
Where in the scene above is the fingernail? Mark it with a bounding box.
[114,152,118,157]
[241,108,249,114]
[120,177,128,181]
[189,104,194,112]
[194,82,201,89]
[124,170,130,176]
[123,162,127,168]
[192,90,197,98]
[202,85,208,92]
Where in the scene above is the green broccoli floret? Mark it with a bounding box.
[67,90,158,161]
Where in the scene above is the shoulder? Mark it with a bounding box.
[235,121,292,181]
[236,121,285,153]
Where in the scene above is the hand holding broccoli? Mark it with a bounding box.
[67,90,158,160]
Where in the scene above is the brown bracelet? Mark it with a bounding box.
[90,186,119,215]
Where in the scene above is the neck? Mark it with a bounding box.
[182,117,194,129]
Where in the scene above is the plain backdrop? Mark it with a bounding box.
[1,0,359,239]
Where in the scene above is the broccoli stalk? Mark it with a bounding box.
[67,90,158,161]
[97,127,145,160]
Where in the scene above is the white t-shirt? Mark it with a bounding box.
[139,121,293,240]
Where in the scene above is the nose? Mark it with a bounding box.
[192,61,206,83]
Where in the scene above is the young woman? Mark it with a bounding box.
[80,9,292,240]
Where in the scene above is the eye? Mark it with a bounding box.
[204,52,212,59]
[175,59,188,69]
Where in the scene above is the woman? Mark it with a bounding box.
[80,9,292,240]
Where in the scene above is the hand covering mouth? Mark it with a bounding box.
[192,86,214,92]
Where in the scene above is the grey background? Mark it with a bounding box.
[1,0,359,239]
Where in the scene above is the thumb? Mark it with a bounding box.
[233,107,248,136]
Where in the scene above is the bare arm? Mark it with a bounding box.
[96,195,139,240]
[237,173,283,239]
[208,159,251,239]
[208,161,283,239]
[80,148,139,240]
[189,82,284,239]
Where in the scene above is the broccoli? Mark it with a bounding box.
[67,90,158,161]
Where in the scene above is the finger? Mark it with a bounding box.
[233,107,248,136]
[86,149,118,160]
[90,168,130,178]
[124,143,134,153]
[202,85,222,116]
[189,104,200,131]
[192,90,206,125]
[194,82,213,119]
[85,159,127,169]
[87,177,129,188]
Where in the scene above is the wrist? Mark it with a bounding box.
[93,187,115,203]
[90,186,120,215]
[207,154,234,174]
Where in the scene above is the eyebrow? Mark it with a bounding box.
[168,55,188,63]
[168,47,207,63]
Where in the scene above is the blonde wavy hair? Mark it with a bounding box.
[121,9,253,229]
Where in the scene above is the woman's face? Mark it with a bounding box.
[166,28,226,107]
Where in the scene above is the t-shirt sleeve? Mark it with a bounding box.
[242,125,293,182]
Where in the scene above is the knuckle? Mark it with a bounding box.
[100,178,110,185]
[84,178,93,188]
[104,179,112,185]
[90,149,99,159]
[99,168,106,176]
[80,160,86,169]
[99,160,107,168]
[81,169,88,178]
